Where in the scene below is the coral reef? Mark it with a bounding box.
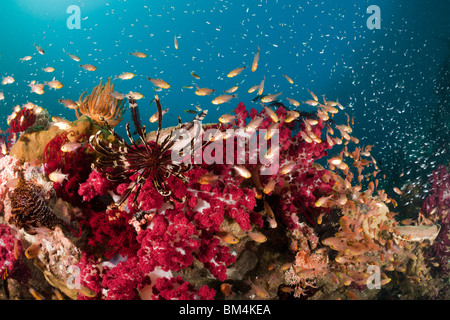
[0,79,448,301]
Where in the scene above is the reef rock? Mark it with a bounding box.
[10,116,98,163]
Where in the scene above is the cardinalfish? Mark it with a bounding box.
[246,278,269,299]
[198,171,220,185]
[129,51,147,58]
[265,122,279,140]
[20,56,32,61]
[77,286,97,298]
[149,108,169,123]
[25,243,42,259]
[45,78,63,90]
[263,105,279,122]
[264,144,279,160]
[1,141,7,155]
[285,110,300,123]
[42,67,55,73]
[233,165,251,179]
[2,76,15,84]
[227,66,246,78]
[61,142,85,153]
[147,77,170,89]
[281,162,296,175]
[220,283,233,297]
[215,231,239,244]
[283,74,294,84]
[29,288,45,300]
[263,179,277,194]
[209,129,225,142]
[248,84,259,93]
[127,91,144,100]
[307,89,319,102]
[174,33,179,49]
[211,94,237,105]
[67,53,81,61]
[54,289,65,300]
[264,200,277,228]
[261,92,282,103]
[80,64,97,71]
[303,99,319,106]
[115,72,135,80]
[252,47,260,72]
[109,91,126,100]
[257,76,265,96]
[49,169,69,184]
[195,84,215,96]
[315,195,333,207]
[280,262,293,271]
[34,43,45,55]
[286,97,300,107]
[191,72,200,79]
[245,117,264,132]
[224,85,239,93]
[13,238,21,260]
[246,230,267,243]
[219,114,236,124]
[52,117,71,130]
[29,81,45,95]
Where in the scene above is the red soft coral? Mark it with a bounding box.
[102,256,151,300]
[137,213,200,273]
[42,131,93,206]
[78,170,114,202]
[0,224,30,284]
[87,208,140,259]
[152,276,215,300]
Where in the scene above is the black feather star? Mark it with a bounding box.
[89,95,208,208]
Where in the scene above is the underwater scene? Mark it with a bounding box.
[0,0,448,303]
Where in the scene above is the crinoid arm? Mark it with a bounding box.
[77,78,127,128]
[90,95,207,207]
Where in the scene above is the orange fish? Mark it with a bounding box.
[220,283,233,297]
[198,172,220,185]
[315,195,333,207]
[25,243,42,259]
[246,231,267,243]
[215,231,239,244]
[14,238,21,260]
[263,179,277,194]
[251,47,260,72]
[246,278,269,299]
[174,33,179,49]
[233,165,251,179]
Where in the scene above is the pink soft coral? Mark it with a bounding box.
[0,224,30,284]
[78,170,114,202]
[102,256,151,300]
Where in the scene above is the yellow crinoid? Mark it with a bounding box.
[76,77,127,127]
